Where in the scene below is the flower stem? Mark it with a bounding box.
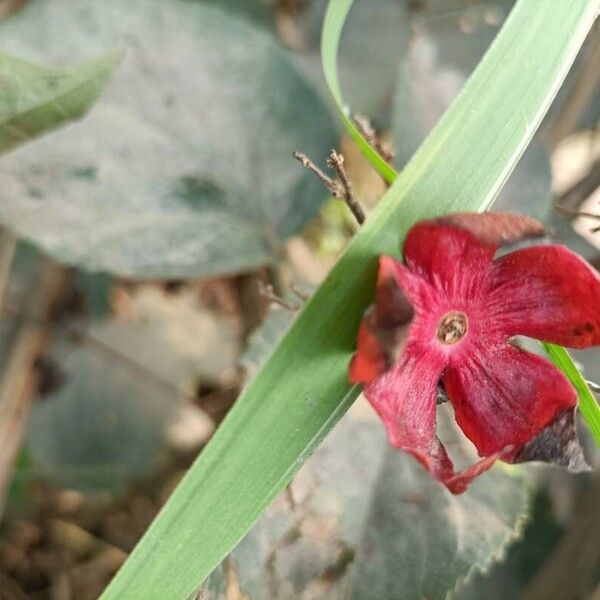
[542,342,600,449]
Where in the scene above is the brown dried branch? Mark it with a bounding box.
[258,282,300,312]
[353,113,395,164]
[555,158,600,211]
[292,151,339,193]
[275,0,309,51]
[290,284,310,302]
[0,229,16,302]
[555,203,600,222]
[553,155,600,235]
[327,150,366,225]
[293,150,366,225]
[555,201,600,233]
[0,0,26,22]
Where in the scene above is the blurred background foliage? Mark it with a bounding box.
[0,0,598,598]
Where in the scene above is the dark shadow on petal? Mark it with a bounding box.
[349,256,415,382]
[512,409,590,473]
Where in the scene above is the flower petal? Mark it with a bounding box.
[442,343,577,457]
[489,245,600,348]
[402,212,545,287]
[403,223,494,289]
[349,256,414,383]
[433,212,545,246]
[364,347,497,494]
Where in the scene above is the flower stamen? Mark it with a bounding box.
[437,312,468,344]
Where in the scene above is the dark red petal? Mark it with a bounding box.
[349,321,389,383]
[442,344,577,457]
[489,245,600,348]
[402,212,545,285]
[349,256,414,384]
[443,453,500,494]
[372,256,415,328]
[403,223,494,287]
[433,212,545,246]
[363,348,497,494]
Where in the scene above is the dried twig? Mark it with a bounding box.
[555,202,600,233]
[555,158,600,211]
[293,150,366,225]
[258,282,300,312]
[275,0,309,51]
[554,156,600,234]
[290,283,310,302]
[0,572,28,600]
[327,150,366,225]
[293,151,339,193]
[555,204,600,222]
[353,113,395,164]
[0,0,26,22]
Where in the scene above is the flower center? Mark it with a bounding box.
[437,312,468,345]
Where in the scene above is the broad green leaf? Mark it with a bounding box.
[28,329,175,492]
[0,51,121,154]
[27,289,236,491]
[0,0,337,278]
[455,490,564,600]
[202,398,530,600]
[101,1,600,599]
[349,441,529,600]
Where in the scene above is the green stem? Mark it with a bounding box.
[542,342,600,448]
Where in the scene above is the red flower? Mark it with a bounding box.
[349,213,600,493]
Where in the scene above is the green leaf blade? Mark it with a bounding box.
[0,51,121,154]
[321,0,396,183]
[542,342,600,447]
[101,1,600,599]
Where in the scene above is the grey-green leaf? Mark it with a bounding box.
[201,404,531,600]
[349,437,530,599]
[0,51,121,154]
[27,325,178,492]
[0,0,337,278]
